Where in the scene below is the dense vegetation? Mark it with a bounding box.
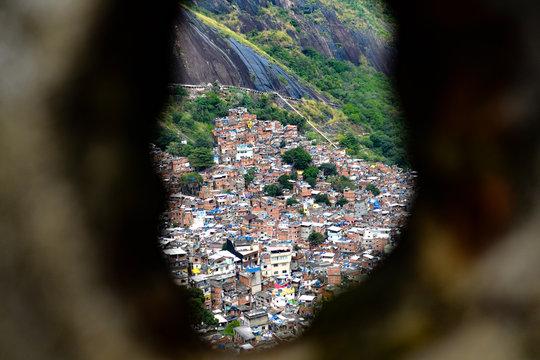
[336,197,349,207]
[175,172,204,196]
[263,183,283,197]
[222,320,240,337]
[243,167,258,189]
[286,197,298,206]
[278,174,294,190]
[327,175,356,193]
[188,1,409,168]
[319,163,338,177]
[282,147,313,170]
[308,232,325,246]
[186,287,218,327]
[263,172,301,197]
[365,183,381,196]
[303,0,395,42]
[314,193,331,206]
[261,44,407,166]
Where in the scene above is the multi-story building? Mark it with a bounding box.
[236,144,254,161]
[153,107,417,348]
[327,226,343,242]
[261,245,291,278]
[300,222,312,241]
[327,267,341,286]
[242,310,269,331]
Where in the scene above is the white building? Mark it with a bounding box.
[236,144,254,161]
[271,286,295,310]
[327,226,343,242]
[207,250,240,275]
[362,228,391,251]
[190,210,207,230]
[261,245,291,277]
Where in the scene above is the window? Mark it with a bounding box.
[274,271,278,275]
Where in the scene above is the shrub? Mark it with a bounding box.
[308,232,324,246]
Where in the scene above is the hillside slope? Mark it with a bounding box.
[171,0,407,167]
[190,0,395,75]
[172,8,325,100]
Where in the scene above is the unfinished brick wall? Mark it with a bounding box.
[327,267,341,286]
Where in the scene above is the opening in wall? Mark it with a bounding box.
[150,0,413,353]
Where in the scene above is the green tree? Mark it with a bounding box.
[194,134,212,149]
[222,320,241,337]
[290,171,298,181]
[166,141,183,155]
[286,197,298,206]
[327,175,356,193]
[188,147,214,170]
[263,183,283,197]
[336,198,349,207]
[152,127,178,150]
[278,174,294,190]
[282,114,306,131]
[279,139,286,148]
[186,287,218,327]
[178,142,194,157]
[172,85,188,98]
[239,93,254,107]
[282,147,312,170]
[176,172,203,196]
[172,112,182,125]
[319,163,337,177]
[339,132,360,154]
[305,176,317,188]
[366,183,381,196]
[308,232,325,246]
[192,91,228,123]
[303,166,319,180]
[314,193,331,206]
[244,173,255,189]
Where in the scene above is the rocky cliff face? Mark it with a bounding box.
[171,9,324,100]
[191,0,394,74]
[172,0,395,99]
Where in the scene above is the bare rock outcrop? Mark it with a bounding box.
[172,9,324,100]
